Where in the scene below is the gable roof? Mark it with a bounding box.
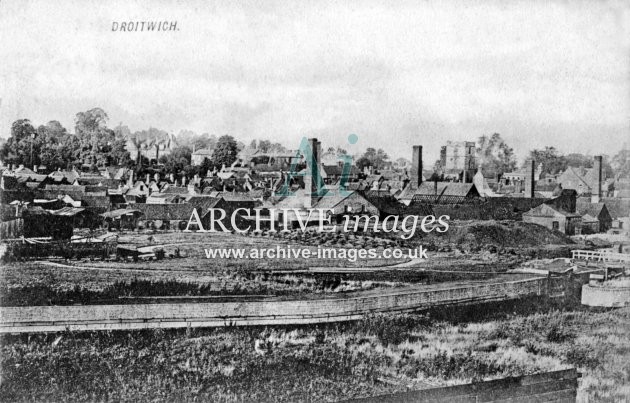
[399,181,479,201]
[523,203,581,218]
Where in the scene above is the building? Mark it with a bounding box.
[556,156,608,197]
[191,148,215,166]
[523,203,582,235]
[125,131,178,163]
[576,200,613,233]
[440,141,477,183]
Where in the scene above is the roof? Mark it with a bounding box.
[322,165,361,176]
[576,200,609,218]
[361,190,405,215]
[581,213,598,223]
[598,197,630,219]
[184,196,223,214]
[100,208,141,218]
[220,194,262,203]
[132,203,198,221]
[161,185,189,195]
[313,192,355,210]
[523,203,581,218]
[76,177,121,188]
[45,184,86,193]
[80,195,111,209]
[48,207,86,216]
[399,182,479,200]
[192,148,214,156]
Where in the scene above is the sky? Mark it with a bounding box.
[0,0,629,163]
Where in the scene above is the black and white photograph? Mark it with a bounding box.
[1,0,629,401]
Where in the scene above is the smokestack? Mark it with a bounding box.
[592,156,602,203]
[304,138,321,208]
[411,146,423,189]
[524,159,535,198]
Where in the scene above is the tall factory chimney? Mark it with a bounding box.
[524,159,535,198]
[304,138,321,208]
[591,156,603,204]
[410,145,423,189]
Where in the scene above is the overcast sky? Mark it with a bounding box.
[1,0,628,162]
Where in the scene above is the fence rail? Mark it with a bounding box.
[345,368,579,403]
[0,277,550,334]
[572,250,630,263]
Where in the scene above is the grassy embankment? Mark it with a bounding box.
[1,300,627,402]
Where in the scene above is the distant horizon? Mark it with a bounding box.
[0,112,628,165]
[1,0,628,163]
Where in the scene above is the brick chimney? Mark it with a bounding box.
[524,159,535,198]
[592,155,602,203]
[410,145,423,189]
[304,138,321,208]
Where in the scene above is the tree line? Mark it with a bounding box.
[1,109,628,180]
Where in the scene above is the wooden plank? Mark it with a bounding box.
[493,388,576,403]
[477,379,577,401]
[343,370,578,403]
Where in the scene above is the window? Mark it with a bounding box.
[552,221,559,230]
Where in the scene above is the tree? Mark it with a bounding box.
[258,140,272,153]
[212,135,239,167]
[476,133,517,177]
[1,119,37,167]
[36,121,69,170]
[611,148,630,178]
[357,147,389,170]
[526,147,567,176]
[74,108,115,167]
[355,156,372,172]
[159,146,192,174]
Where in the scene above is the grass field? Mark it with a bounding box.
[1,231,524,306]
[1,301,627,402]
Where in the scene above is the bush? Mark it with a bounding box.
[358,314,429,346]
[565,343,599,369]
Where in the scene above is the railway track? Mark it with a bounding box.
[0,276,550,334]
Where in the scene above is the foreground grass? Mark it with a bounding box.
[2,303,628,402]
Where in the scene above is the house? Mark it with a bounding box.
[320,164,361,184]
[268,188,379,227]
[523,203,582,235]
[580,214,600,234]
[22,206,74,239]
[100,209,142,230]
[49,207,98,229]
[576,200,613,233]
[191,148,215,166]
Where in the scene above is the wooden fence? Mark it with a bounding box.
[0,277,550,333]
[572,250,630,263]
[345,368,579,402]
